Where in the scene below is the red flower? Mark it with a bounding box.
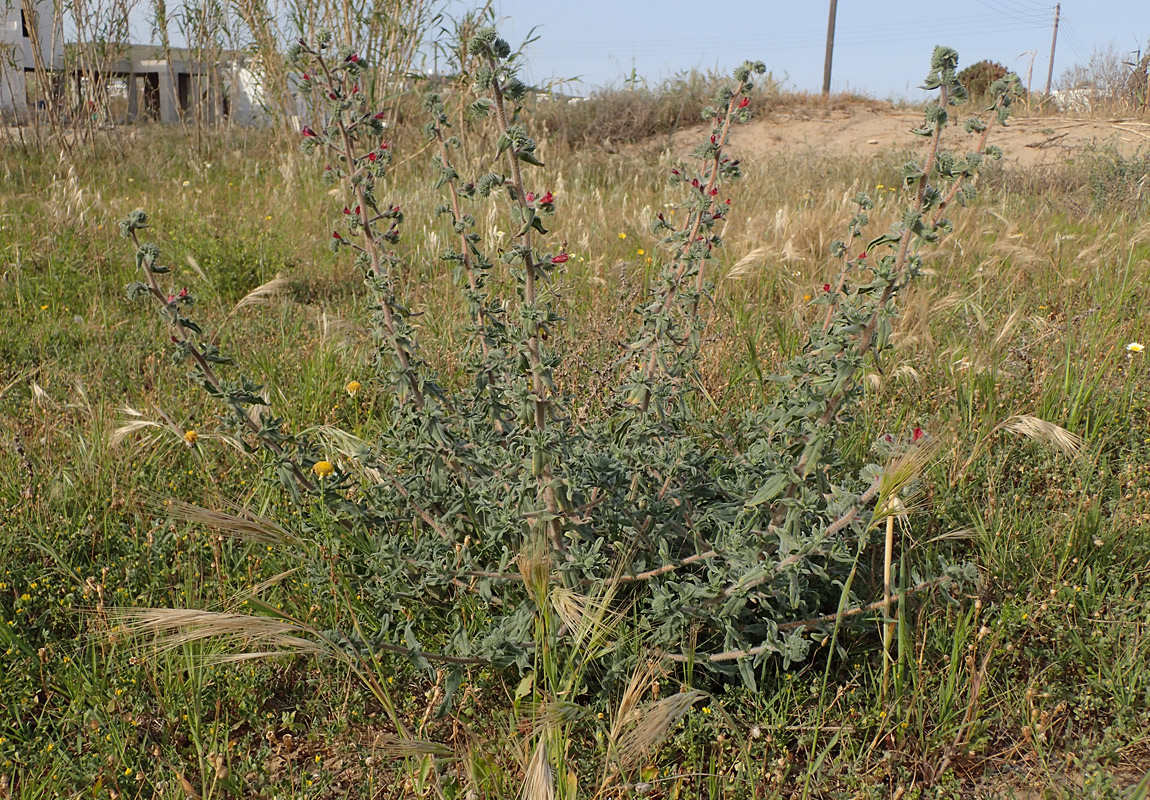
[858,252,867,259]
[525,191,535,204]
[823,283,832,292]
[725,198,731,205]
[332,232,342,239]
[373,111,386,120]
[912,427,924,442]
[539,191,554,204]
[738,96,750,109]
[329,92,337,100]
[178,287,188,298]
[354,206,361,215]
[301,125,317,137]
[551,254,569,264]
[165,294,175,304]
[709,187,719,196]
[346,53,359,63]
[301,73,310,81]
[380,141,390,150]
[367,152,377,162]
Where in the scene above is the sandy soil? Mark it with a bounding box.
[663,104,1150,168]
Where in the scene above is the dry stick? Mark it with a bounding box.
[880,503,896,701]
[129,231,316,495]
[20,0,68,152]
[486,60,564,554]
[313,50,426,411]
[662,575,953,663]
[637,84,747,415]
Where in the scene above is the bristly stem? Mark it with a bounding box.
[636,76,752,415]
[309,45,427,411]
[485,54,565,554]
[127,229,316,495]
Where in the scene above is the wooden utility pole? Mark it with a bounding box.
[1044,3,1061,95]
[822,0,838,95]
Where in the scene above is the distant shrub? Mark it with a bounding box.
[530,69,780,148]
[1057,43,1150,115]
[1086,148,1150,210]
[958,60,1008,98]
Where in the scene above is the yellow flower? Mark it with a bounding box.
[803,294,812,302]
[346,380,362,396]
[265,215,273,220]
[183,430,198,445]
[182,180,190,187]
[1127,342,1144,354]
[876,184,885,190]
[312,460,335,478]
[40,304,48,310]
[618,232,626,240]
[637,248,644,256]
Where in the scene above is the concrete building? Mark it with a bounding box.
[2,4,279,126]
[0,0,64,121]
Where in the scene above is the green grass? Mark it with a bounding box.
[1,126,1149,798]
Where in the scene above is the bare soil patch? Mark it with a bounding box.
[658,104,1150,167]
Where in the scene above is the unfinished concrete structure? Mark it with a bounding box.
[0,0,64,121]
[2,3,274,126]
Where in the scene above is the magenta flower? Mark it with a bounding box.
[551,254,569,264]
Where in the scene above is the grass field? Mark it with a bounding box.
[2,105,1149,799]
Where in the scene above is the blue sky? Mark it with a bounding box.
[490,1,1147,99]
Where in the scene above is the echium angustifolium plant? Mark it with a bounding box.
[118,38,1021,690]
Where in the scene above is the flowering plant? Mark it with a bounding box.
[118,35,1021,697]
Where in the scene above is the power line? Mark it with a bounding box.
[971,0,1048,24]
[538,18,1048,59]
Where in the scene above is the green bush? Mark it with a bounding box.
[958,59,1008,99]
[115,30,1021,720]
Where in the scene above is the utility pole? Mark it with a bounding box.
[822,0,838,95]
[1044,3,1061,95]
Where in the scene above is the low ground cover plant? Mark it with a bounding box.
[103,29,1041,792]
